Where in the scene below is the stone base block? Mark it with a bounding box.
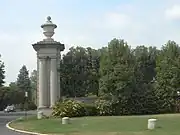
[37,107,53,117]
[148,119,157,130]
[62,117,70,124]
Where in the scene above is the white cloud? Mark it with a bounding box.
[91,12,131,31]
[165,5,180,20]
[103,12,131,29]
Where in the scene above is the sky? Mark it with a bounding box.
[1,0,180,85]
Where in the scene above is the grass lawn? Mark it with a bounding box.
[10,114,180,135]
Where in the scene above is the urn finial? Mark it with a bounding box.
[41,16,57,41]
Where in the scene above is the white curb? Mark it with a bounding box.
[6,120,49,135]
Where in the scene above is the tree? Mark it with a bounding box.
[129,46,159,114]
[0,86,25,111]
[9,82,18,91]
[99,38,136,115]
[155,41,180,113]
[86,47,100,96]
[60,46,100,97]
[0,55,5,87]
[30,70,37,104]
[17,65,31,100]
[60,47,88,97]
[98,39,161,115]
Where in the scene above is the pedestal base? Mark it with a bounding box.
[37,107,53,117]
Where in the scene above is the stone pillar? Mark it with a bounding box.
[36,55,39,106]
[50,58,58,107]
[32,16,65,113]
[38,58,48,108]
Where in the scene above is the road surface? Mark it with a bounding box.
[0,111,36,135]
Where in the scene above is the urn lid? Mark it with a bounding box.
[41,16,57,28]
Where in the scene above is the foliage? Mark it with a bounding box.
[17,65,32,101]
[26,101,37,110]
[2,38,180,115]
[60,46,100,97]
[83,103,98,116]
[98,39,135,115]
[0,55,5,87]
[52,99,86,117]
[52,99,99,117]
[0,86,25,110]
[95,99,114,116]
[30,70,37,104]
[98,39,161,115]
[155,41,180,113]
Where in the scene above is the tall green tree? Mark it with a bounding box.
[30,70,37,104]
[60,46,100,97]
[0,55,5,87]
[86,47,100,96]
[155,40,180,113]
[60,46,89,97]
[17,65,31,100]
[99,38,136,115]
[129,46,159,114]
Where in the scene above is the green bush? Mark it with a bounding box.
[27,101,37,110]
[52,99,86,117]
[18,103,24,111]
[83,103,98,116]
[95,99,114,116]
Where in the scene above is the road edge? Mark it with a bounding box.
[6,120,49,135]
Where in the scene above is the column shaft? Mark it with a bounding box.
[46,58,51,107]
[57,51,61,100]
[50,58,58,107]
[38,58,48,108]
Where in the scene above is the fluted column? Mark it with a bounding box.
[57,50,61,100]
[38,58,48,108]
[50,58,58,107]
[46,57,51,107]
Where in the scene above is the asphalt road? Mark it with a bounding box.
[0,111,36,135]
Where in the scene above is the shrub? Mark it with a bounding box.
[83,103,98,116]
[18,101,37,111]
[52,99,86,117]
[95,99,114,116]
[18,103,24,111]
[27,101,37,110]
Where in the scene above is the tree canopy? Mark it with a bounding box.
[1,38,180,114]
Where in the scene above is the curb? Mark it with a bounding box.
[6,120,49,135]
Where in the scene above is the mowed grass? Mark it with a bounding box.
[10,114,180,135]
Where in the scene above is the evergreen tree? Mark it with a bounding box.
[0,55,5,87]
[30,70,37,104]
[17,65,31,100]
